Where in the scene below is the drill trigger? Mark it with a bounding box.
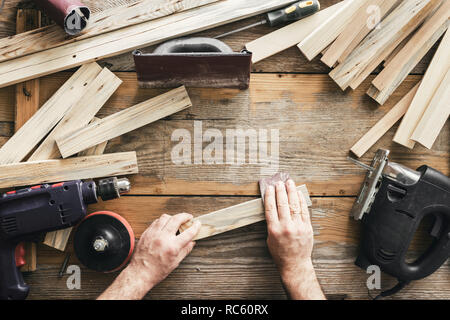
[15,243,26,268]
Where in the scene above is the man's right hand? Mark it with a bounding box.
[264,179,325,300]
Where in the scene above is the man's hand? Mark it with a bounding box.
[98,213,201,300]
[264,179,325,300]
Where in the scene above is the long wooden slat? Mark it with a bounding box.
[411,68,450,149]
[43,118,108,251]
[0,63,102,164]
[56,86,192,158]
[28,68,121,161]
[0,0,219,64]
[368,1,450,105]
[179,185,311,240]
[245,1,347,64]
[0,0,295,88]
[0,152,138,189]
[321,0,398,67]
[297,0,361,61]
[350,82,420,158]
[329,0,438,91]
[394,29,450,148]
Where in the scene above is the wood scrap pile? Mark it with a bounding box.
[247,0,449,157]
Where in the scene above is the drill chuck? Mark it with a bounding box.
[96,177,131,201]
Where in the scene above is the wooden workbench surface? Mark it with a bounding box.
[0,0,448,300]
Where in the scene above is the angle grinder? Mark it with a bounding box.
[74,211,135,273]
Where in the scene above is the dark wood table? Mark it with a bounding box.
[0,0,448,299]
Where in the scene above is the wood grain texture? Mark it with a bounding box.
[0,152,138,189]
[179,185,311,240]
[351,82,421,158]
[0,0,296,88]
[43,118,109,251]
[411,68,450,149]
[298,0,362,61]
[28,67,121,161]
[56,86,192,158]
[245,1,347,64]
[394,29,450,148]
[368,1,450,105]
[0,0,220,64]
[321,0,398,67]
[0,63,102,164]
[329,0,438,91]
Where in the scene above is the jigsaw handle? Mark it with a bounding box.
[0,240,29,300]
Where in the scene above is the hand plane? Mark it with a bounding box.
[350,149,450,296]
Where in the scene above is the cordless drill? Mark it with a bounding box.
[0,177,131,300]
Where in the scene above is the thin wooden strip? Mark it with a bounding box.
[28,68,121,161]
[350,82,420,158]
[56,86,192,158]
[0,152,138,189]
[394,29,450,148]
[0,0,295,88]
[368,1,450,105]
[329,0,438,91]
[43,118,108,251]
[0,0,219,64]
[0,63,102,164]
[297,0,361,61]
[179,185,311,240]
[411,68,450,149]
[245,1,347,64]
[321,0,398,68]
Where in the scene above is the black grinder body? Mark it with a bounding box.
[356,166,450,282]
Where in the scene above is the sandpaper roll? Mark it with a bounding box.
[32,0,90,35]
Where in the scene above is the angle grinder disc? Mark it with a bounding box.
[74,211,135,273]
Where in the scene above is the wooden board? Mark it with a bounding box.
[0,0,296,88]
[179,185,311,240]
[43,118,109,251]
[350,82,421,158]
[245,1,347,64]
[321,0,399,67]
[368,1,450,105]
[411,68,450,149]
[56,86,192,158]
[329,0,438,91]
[0,63,102,164]
[28,67,121,161]
[0,152,138,189]
[394,29,450,148]
[0,0,220,64]
[298,0,362,61]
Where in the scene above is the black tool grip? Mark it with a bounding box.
[265,0,320,27]
[0,241,29,300]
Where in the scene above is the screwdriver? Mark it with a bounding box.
[215,0,321,39]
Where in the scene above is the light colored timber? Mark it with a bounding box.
[0,0,295,88]
[321,0,399,68]
[369,1,450,105]
[43,118,108,251]
[298,0,361,61]
[350,82,420,158]
[245,1,347,64]
[15,8,41,273]
[329,0,439,91]
[56,86,192,158]
[0,0,219,64]
[0,152,138,189]
[394,29,450,148]
[0,63,102,164]
[28,68,121,161]
[179,185,311,240]
[411,68,450,149]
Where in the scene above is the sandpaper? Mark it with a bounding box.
[259,172,312,206]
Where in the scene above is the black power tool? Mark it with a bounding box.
[0,177,131,300]
[350,149,450,298]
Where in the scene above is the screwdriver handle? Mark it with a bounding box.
[265,0,320,27]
